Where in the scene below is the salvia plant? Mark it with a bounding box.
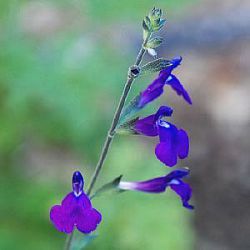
[50,8,194,250]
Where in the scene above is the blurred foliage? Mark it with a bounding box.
[0,0,195,249]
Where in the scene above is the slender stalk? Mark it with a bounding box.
[64,231,74,250]
[65,35,150,250]
[86,45,147,196]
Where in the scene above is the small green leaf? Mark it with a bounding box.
[118,94,141,126]
[149,7,162,22]
[141,58,172,74]
[144,16,152,31]
[145,37,163,49]
[142,19,150,32]
[156,19,166,31]
[142,16,152,40]
[147,8,166,32]
[149,8,161,27]
[159,19,166,27]
[90,175,123,199]
[143,29,148,41]
[117,117,139,135]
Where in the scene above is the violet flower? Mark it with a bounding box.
[138,57,192,108]
[119,168,194,209]
[50,171,102,234]
[134,106,189,167]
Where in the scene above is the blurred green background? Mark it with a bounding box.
[2,0,249,249]
[0,1,195,249]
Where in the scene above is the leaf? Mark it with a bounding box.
[142,19,150,32]
[90,175,123,199]
[145,37,163,49]
[159,19,167,29]
[141,58,172,74]
[118,94,141,126]
[116,117,140,135]
[142,16,152,40]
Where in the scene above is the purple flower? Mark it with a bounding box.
[134,106,189,167]
[50,171,102,234]
[119,168,194,209]
[138,57,192,108]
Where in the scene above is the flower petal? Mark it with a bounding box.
[117,168,194,210]
[166,74,192,104]
[154,106,173,120]
[50,205,74,234]
[157,121,178,142]
[62,192,92,210]
[165,168,190,181]
[170,180,194,209]
[50,171,102,234]
[155,121,179,167]
[155,142,177,167]
[134,106,173,136]
[50,192,98,234]
[138,78,165,108]
[159,57,182,79]
[177,129,189,159]
[76,208,102,234]
[118,168,192,197]
[138,57,182,108]
[134,115,158,136]
[119,176,168,193]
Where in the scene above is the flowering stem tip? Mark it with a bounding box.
[48,7,195,250]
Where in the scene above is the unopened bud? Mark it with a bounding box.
[72,171,84,197]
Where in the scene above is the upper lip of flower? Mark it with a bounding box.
[72,171,84,197]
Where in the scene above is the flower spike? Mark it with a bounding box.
[50,171,102,234]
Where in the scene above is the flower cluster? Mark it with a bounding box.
[117,54,193,209]
[49,8,194,240]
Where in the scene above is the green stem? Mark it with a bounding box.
[64,231,74,250]
[86,45,147,196]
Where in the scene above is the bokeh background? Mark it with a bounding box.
[1,0,249,249]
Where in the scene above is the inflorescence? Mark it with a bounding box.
[50,8,194,240]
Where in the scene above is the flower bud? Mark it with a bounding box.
[148,8,166,32]
[72,171,84,197]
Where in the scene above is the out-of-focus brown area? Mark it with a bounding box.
[163,0,250,249]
